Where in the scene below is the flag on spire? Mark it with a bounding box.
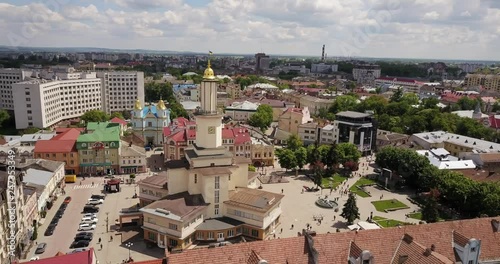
[209,51,213,55]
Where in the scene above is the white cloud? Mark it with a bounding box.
[0,0,498,60]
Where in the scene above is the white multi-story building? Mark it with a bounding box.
[311,63,338,73]
[352,65,381,84]
[457,63,483,73]
[12,73,102,129]
[97,71,145,114]
[0,68,33,110]
[319,124,335,145]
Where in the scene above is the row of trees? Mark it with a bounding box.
[80,110,128,123]
[319,93,500,142]
[144,82,188,119]
[376,146,500,218]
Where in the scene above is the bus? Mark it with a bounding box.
[65,175,77,183]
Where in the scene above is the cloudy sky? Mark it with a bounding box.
[1,0,499,60]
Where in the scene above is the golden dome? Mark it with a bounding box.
[157,99,167,110]
[134,98,142,110]
[203,60,215,80]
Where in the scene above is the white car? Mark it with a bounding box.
[87,199,103,205]
[81,217,98,224]
[78,223,96,231]
[82,213,98,218]
[30,256,40,261]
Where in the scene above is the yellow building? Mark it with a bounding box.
[464,74,500,92]
[251,138,275,167]
[278,107,314,135]
[137,175,169,207]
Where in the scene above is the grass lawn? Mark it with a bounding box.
[321,173,348,189]
[408,212,422,220]
[349,177,377,198]
[372,216,411,228]
[371,199,409,212]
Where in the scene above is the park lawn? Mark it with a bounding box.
[349,177,377,198]
[371,199,409,212]
[321,174,348,189]
[408,212,422,220]
[372,216,410,228]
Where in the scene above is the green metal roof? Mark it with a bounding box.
[77,122,121,142]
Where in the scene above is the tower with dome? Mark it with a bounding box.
[131,98,171,147]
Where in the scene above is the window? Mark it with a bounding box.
[148,231,156,241]
[197,232,204,240]
[362,261,370,264]
[471,247,476,252]
[215,176,220,189]
[169,239,178,247]
[214,204,219,215]
[468,261,473,264]
[208,232,214,239]
[227,229,234,237]
[251,229,259,237]
[194,174,197,184]
[169,223,178,230]
[147,217,156,224]
[214,190,219,203]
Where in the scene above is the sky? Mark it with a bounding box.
[0,0,500,60]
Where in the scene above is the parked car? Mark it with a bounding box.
[82,213,98,218]
[90,194,105,200]
[35,243,47,254]
[80,217,98,224]
[59,203,67,210]
[44,224,56,236]
[70,240,90,249]
[75,232,93,238]
[29,256,40,261]
[69,248,88,254]
[87,199,103,205]
[50,217,59,225]
[74,235,92,242]
[78,223,96,231]
[83,205,99,213]
[55,209,64,218]
[63,196,72,204]
[374,168,382,173]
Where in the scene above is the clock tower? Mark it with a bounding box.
[195,58,223,149]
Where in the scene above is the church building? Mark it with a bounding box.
[137,59,283,250]
[131,99,171,146]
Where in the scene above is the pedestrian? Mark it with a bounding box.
[334,215,336,220]
[291,224,294,229]
[100,244,103,250]
[99,237,101,243]
[110,235,113,241]
[281,189,284,194]
[280,228,283,233]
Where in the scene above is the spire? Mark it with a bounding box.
[203,51,215,80]
[134,98,142,110]
[157,97,167,110]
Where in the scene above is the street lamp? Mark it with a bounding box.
[126,242,133,260]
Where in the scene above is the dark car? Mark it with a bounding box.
[59,203,67,210]
[35,243,47,254]
[90,194,105,200]
[75,232,93,238]
[74,235,92,242]
[44,227,54,236]
[83,205,99,213]
[50,217,59,225]
[55,210,64,218]
[70,240,90,249]
[63,196,72,204]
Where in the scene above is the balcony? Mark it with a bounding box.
[194,109,221,116]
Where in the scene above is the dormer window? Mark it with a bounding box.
[471,247,476,252]
[363,260,370,264]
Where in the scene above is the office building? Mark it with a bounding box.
[255,53,270,72]
[333,111,377,155]
[97,71,145,114]
[0,68,33,110]
[352,65,381,85]
[464,74,500,92]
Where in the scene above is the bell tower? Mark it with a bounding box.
[195,53,223,149]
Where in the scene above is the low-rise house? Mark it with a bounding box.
[250,137,275,167]
[110,117,128,136]
[298,122,319,146]
[23,247,98,264]
[23,185,39,228]
[34,128,80,175]
[416,148,476,170]
[278,107,313,135]
[19,159,65,212]
[119,141,147,174]
[410,131,500,156]
[298,95,334,115]
[376,129,409,149]
[319,124,335,145]
[224,101,259,121]
[269,127,292,145]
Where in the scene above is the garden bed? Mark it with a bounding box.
[371,199,409,212]
[349,178,377,197]
[372,216,412,228]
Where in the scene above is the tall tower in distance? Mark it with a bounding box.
[194,56,223,149]
[321,44,325,62]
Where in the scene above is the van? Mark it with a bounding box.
[65,175,77,183]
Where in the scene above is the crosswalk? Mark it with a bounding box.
[73,184,100,190]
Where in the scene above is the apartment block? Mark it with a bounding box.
[0,68,33,110]
[97,71,145,114]
[464,74,500,92]
[12,73,102,129]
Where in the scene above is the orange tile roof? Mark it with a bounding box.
[51,128,81,141]
[110,117,128,125]
[34,140,76,153]
[168,217,500,264]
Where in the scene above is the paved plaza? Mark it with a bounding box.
[260,157,421,239]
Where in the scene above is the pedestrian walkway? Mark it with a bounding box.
[73,184,100,190]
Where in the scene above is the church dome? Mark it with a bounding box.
[134,98,142,110]
[157,99,167,110]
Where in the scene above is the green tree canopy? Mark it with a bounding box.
[110,112,125,120]
[341,193,360,224]
[329,95,358,114]
[286,134,303,151]
[81,110,109,123]
[248,104,273,132]
[275,148,297,171]
[0,109,10,128]
[335,143,361,164]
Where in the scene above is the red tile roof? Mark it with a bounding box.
[51,128,81,141]
[168,217,500,264]
[167,126,251,143]
[132,259,166,264]
[377,77,420,83]
[110,117,128,125]
[233,127,251,144]
[163,127,172,137]
[34,140,76,153]
[25,248,96,264]
[55,127,84,134]
[222,127,235,139]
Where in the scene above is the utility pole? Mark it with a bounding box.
[106,212,109,233]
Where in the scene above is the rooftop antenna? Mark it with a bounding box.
[321,45,325,62]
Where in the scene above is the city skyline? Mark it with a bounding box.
[1,0,500,60]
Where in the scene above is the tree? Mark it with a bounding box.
[81,110,110,123]
[335,143,361,164]
[275,149,297,171]
[310,161,325,187]
[0,109,10,127]
[421,197,440,223]
[248,104,273,132]
[389,88,403,103]
[286,134,303,151]
[110,112,125,120]
[294,147,308,170]
[341,193,360,224]
[23,127,41,134]
[31,224,38,240]
[122,110,132,120]
[329,95,358,114]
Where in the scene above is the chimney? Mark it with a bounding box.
[129,142,132,147]
[403,234,413,244]
[431,244,436,251]
[398,255,408,264]
[424,248,432,256]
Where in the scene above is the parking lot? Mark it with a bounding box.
[24,173,163,263]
